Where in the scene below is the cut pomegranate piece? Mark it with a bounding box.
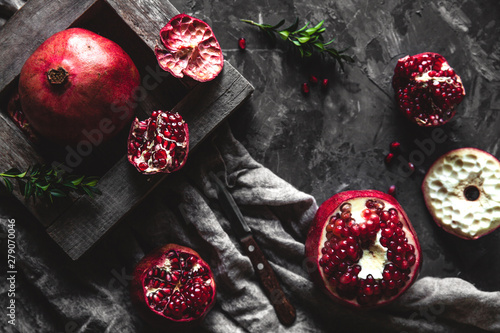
[392,52,465,126]
[155,14,224,82]
[422,148,500,239]
[305,190,422,308]
[127,110,189,174]
[131,244,216,329]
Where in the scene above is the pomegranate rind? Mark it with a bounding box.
[130,244,216,329]
[155,14,224,82]
[392,52,465,127]
[305,190,422,308]
[422,148,500,240]
[127,111,189,175]
[18,28,140,145]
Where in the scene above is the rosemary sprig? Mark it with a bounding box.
[0,164,101,203]
[241,18,354,70]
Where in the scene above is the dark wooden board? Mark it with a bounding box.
[0,0,254,260]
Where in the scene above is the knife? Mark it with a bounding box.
[209,172,296,326]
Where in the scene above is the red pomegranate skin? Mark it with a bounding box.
[18,28,140,145]
[305,190,422,308]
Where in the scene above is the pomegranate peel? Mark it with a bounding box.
[18,28,140,145]
[127,110,189,175]
[392,52,465,127]
[155,14,224,82]
[305,190,422,308]
[130,244,216,329]
[422,148,500,240]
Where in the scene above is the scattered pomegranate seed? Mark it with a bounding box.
[408,162,415,174]
[388,185,396,195]
[390,141,401,153]
[385,153,395,165]
[309,75,318,85]
[321,78,329,90]
[302,82,310,95]
[238,37,246,50]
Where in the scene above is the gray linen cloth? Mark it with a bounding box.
[1,125,500,333]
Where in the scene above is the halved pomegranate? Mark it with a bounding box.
[392,52,465,127]
[130,244,216,329]
[422,148,500,239]
[305,190,422,308]
[155,14,224,82]
[127,110,189,174]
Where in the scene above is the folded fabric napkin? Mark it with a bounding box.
[1,125,499,333]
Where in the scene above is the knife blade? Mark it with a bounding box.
[209,172,296,326]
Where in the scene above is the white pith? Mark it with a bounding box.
[319,197,399,292]
[131,113,187,172]
[423,149,500,239]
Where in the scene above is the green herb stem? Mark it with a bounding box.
[241,18,354,70]
[0,164,101,203]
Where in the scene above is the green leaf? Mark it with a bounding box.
[292,40,301,46]
[0,168,22,177]
[297,36,310,43]
[270,19,285,30]
[24,181,33,199]
[49,189,67,198]
[305,20,324,35]
[82,186,94,198]
[70,175,85,186]
[82,177,99,187]
[278,30,290,40]
[283,18,299,32]
[314,42,325,50]
[296,22,310,33]
[2,178,13,193]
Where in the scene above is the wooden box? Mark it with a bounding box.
[0,0,253,259]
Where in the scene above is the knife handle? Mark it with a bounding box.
[240,235,296,326]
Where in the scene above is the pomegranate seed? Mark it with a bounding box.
[385,153,394,165]
[390,141,401,153]
[309,75,318,84]
[302,82,310,95]
[321,78,329,90]
[407,162,415,174]
[387,185,396,195]
[238,37,246,50]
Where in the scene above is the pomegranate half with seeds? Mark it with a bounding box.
[422,148,500,240]
[127,110,189,174]
[130,244,216,329]
[305,190,422,308]
[392,52,465,127]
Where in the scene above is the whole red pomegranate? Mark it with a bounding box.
[392,52,465,127]
[130,244,216,329]
[18,28,140,145]
[305,190,422,308]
